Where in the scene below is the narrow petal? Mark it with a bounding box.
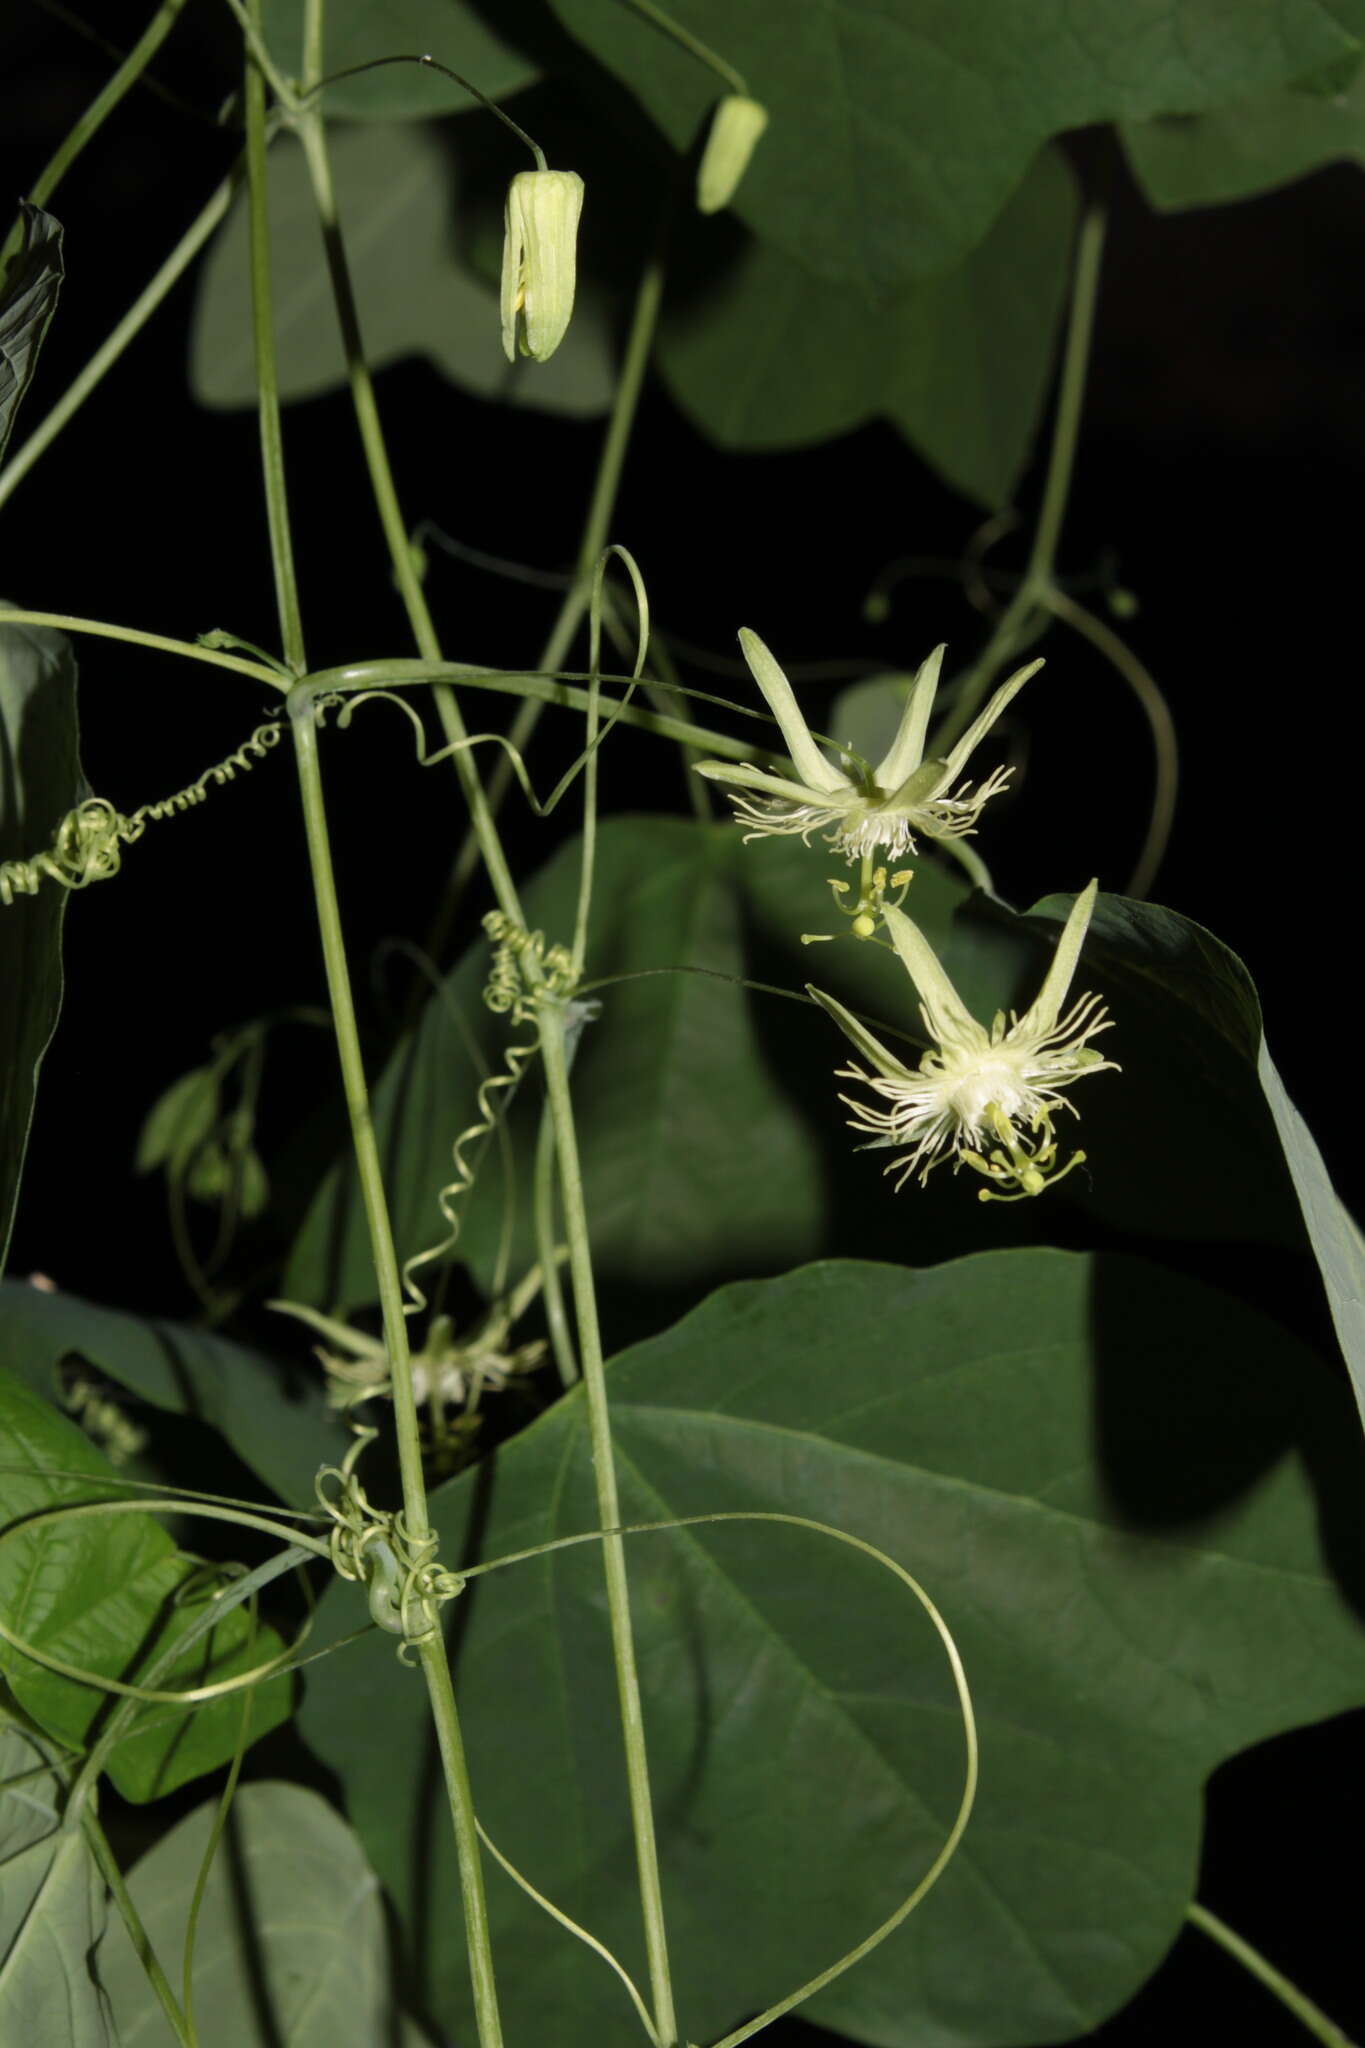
[807,986,912,1081]
[1014,879,1101,1037]
[938,656,1044,785]
[882,903,983,1048]
[738,628,847,793]
[692,759,840,809]
[873,643,945,791]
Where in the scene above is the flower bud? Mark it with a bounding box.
[697,95,768,214]
[500,168,585,363]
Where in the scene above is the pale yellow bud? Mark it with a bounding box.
[500,168,585,363]
[696,95,768,214]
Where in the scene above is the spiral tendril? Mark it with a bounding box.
[0,718,284,907]
[315,1439,463,1662]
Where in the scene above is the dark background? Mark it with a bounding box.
[3,3,1363,2043]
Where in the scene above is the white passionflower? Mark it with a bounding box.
[694,629,1041,864]
[809,881,1118,1199]
[501,168,585,363]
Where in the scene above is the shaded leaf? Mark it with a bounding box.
[261,0,538,119]
[0,204,63,467]
[659,146,1078,506]
[0,1716,113,2046]
[286,816,825,1313]
[298,1251,1365,2047]
[97,1782,404,2046]
[0,1371,289,1802]
[134,1065,220,1175]
[0,613,82,1273]
[191,124,613,415]
[1122,63,1365,210]
[0,1278,343,1507]
[548,0,1363,292]
[1258,1042,1365,1428]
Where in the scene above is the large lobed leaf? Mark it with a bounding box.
[0,1277,344,1507]
[0,1716,113,2046]
[96,1781,419,2046]
[659,146,1078,506]
[297,1250,1365,2047]
[190,123,614,416]
[0,614,82,1273]
[0,1372,289,1802]
[1122,59,1365,210]
[548,0,1364,293]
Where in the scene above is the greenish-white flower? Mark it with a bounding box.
[695,629,1042,863]
[697,95,769,212]
[501,168,585,363]
[809,881,1117,1199]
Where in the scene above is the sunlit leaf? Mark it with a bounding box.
[0,1717,113,2046]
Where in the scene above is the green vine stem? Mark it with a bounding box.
[0,609,285,688]
[83,1807,195,2048]
[0,0,192,277]
[932,202,1106,755]
[242,9,505,2036]
[0,157,245,513]
[539,1008,680,2047]
[1040,585,1178,899]
[1187,1903,1359,2048]
[534,1100,579,1387]
[445,242,669,915]
[293,4,522,927]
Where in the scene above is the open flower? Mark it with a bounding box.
[694,629,1042,863]
[501,168,585,362]
[808,881,1117,1198]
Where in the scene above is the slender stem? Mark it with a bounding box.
[539,1010,678,2047]
[621,0,747,93]
[446,244,669,910]
[533,1102,579,1386]
[298,656,763,761]
[83,1809,194,2048]
[288,701,504,2048]
[1040,586,1178,899]
[293,96,522,925]
[244,13,306,674]
[0,160,244,513]
[0,610,283,687]
[1187,1903,1358,2048]
[931,203,1106,754]
[270,13,503,2039]
[0,0,192,276]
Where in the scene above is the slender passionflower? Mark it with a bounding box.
[697,95,769,212]
[501,169,585,362]
[809,881,1117,1199]
[695,629,1042,863]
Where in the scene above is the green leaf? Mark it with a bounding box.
[261,0,538,119]
[658,146,1078,506]
[0,204,63,467]
[0,1371,290,1801]
[190,123,612,415]
[1122,62,1365,210]
[0,1278,344,1506]
[1257,1042,1365,1429]
[287,816,825,1313]
[548,0,1361,292]
[297,1251,1365,2047]
[135,1065,220,1175]
[0,613,82,1273]
[96,1781,408,2046]
[0,1716,113,2046]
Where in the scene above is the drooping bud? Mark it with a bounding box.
[500,168,585,363]
[697,95,768,213]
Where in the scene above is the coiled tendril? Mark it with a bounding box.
[314,1437,463,1662]
[0,718,283,907]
